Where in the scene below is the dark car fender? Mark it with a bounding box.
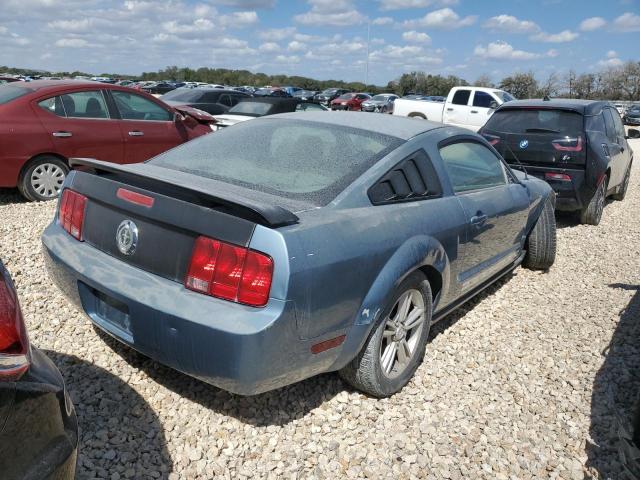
[328,234,450,371]
[517,173,555,237]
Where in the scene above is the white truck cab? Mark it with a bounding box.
[393,86,515,132]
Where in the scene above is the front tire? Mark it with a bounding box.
[339,272,432,397]
[580,175,607,225]
[523,197,556,270]
[19,156,68,202]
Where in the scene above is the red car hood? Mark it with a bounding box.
[174,105,217,123]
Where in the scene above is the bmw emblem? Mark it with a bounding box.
[116,220,138,256]
[519,139,529,149]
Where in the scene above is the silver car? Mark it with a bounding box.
[361,93,399,114]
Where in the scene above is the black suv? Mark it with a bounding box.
[480,99,638,225]
[313,88,351,106]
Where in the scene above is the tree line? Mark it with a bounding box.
[2,61,639,100]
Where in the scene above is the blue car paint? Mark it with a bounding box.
[42,121,553,395]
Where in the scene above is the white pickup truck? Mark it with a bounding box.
[393,86,515,132]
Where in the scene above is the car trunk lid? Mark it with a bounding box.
[65,158,301,283]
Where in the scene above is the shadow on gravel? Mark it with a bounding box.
[586,284,640,478]
[555,200,615,229]
[0,188,25,206]
[92,327,343,427]
[43,350,173,479]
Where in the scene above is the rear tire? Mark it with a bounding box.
[580,175,607,225]
[611,164,631,201]
[19,156,68,202]
[523,197,556,270]
[339,272,432,398]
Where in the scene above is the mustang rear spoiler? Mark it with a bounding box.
[69,158,300,228]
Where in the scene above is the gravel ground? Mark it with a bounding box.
[1,138,639,480]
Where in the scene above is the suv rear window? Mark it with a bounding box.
[0,84,32,105]
[484,109,583,135]
[149,118,403,204]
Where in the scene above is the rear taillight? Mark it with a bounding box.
[552,136,583,152]
[482,133,500,146]
[545,172,572,181]
[0,271,30,381]
[59,189,88,241]
[185,236,273,307]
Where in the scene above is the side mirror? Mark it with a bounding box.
[626,128,640,139]
[489,101,498,110]
[173,111,183,123]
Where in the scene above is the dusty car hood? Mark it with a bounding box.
[212,114,254,126]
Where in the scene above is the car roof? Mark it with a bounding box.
[270,111,444,140]
[237,97,300,105]
[498,98,610,115]
[7,79,124,94]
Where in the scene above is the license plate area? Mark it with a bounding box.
[95,289,130,331]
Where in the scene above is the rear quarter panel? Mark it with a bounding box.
[0,98,52,187]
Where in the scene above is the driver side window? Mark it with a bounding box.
[439,141,507,193]
[111,91,171,121]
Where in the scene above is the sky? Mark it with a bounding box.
[1,0,639,85]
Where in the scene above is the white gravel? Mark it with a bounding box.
[1,139,639,480]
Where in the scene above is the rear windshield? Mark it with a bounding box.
[226,101,273,116]
[161,89,206,102]
[0,84,32,105]
[484,109,583,134]
[149,118,402,204]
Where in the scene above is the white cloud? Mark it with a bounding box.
[288,40,307,51]
[371,37,386,45]
[208,0,274,7]
[402,30,431,44]
[369,44,442,65]
[403,8,477,30]
[55,38,89,48]
[0,26,7,34]
[378,0,457,10]
[258,27,296,41]
[474,41,541,61]
[530,30,579,43]
[220,11,259,27]
[483,15,539,34]
[613,12,640,32]
[258,42,280,52]
[371,16,393,25]
[294,0,364,26]
[274,54,300,63]
[579,17,606,32]
[598,57,623,68]
[607,50,617,58]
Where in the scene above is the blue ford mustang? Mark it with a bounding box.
[42,112,556,397]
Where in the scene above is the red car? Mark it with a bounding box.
[330,93,371,111]
[0,80,216,201]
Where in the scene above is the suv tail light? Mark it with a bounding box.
[59,189,88,241]
[0,270,30,381]
[185,236,273,307]
[545,172,572,181]
[552,136,583,152]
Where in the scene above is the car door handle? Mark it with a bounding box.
[52,131,72,137]
[447,108,454,111]
[470,110,478,114]
[128,131,144,136]
[470,214,488,226]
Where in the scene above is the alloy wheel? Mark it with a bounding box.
[379,289,426,378]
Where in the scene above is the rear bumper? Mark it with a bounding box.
[42,223,344,395]
[0,349,78,480]
[509,164,592,211]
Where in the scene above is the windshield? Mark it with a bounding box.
[371,95,390,101]
[161,89,207,102]
[0,84,32,105]
[149,118,402,204]
[493,90,515,103]
[484,109,583,135]
[338,93,354,100]
[226,101,273,116]
[322,89,338,95]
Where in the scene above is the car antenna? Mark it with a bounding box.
[504,140,529,180]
